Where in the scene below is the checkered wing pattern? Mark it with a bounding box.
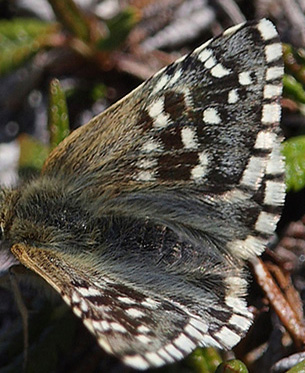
[11,19,284,370]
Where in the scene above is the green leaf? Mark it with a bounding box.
[48,79,70,149]
[282,135,305,192]
[18,79,69,173]
[0,18,58,75]
[97,7,138,51]
[48,0,91,42]
[186,347,223,373]
[283,44,305,86]
[283,74,305,104]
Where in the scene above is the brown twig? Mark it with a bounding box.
[251,257,305,349]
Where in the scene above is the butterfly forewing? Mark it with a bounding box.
[44,20,283,193]
[7,19,284,370]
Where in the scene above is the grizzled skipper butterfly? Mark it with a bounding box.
[0,19,284,370]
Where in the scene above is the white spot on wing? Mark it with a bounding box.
[264,84,282,99]
[136,170,156,181]
[100,320,111,331]
[228,235,266,259]
[198,48,213,63]
[214,326,241,348]
[191,151,209,181]
[165,343,184,359]
[126,308,145,318]
[80,299,88,313]
[174,334,196,352]
[224,275,249,304]
[141,298,160,309]
[73,307,82,317]
[265,43,282,63]
[255,211,278,235]
[158,348,175,362]
[123,355,150,370]
[254,131,276,150]
[266,66,284,81]
[137,158,158,169]
[262,103,281,124]
[137,325,150,333]
[204,56,217,69]
[145,352,164,366]
[257,19,278,40]
[181,127,198,149]
[111,322,127,333]
[141,139,163,153]
[203,107,221,124]
[72,291,81,303]
[62,294,71,305]
[77,287,91,297]
[76,286,101,297]
[148,99,170,129]
[240,156,267,190]
[264,180,286,206]
[225,296,251,317]
[228,89,239,104]
[225,275,248,291]
[168,69,183,85]
[211,63,231,78]
[98,337,113,354]
[92,320,106,332]
[199,335,222,349]
[83,319,94,333]
[117,296,136,305]
[266,140,285,175]
[88,286,102,296]
[189,318,208,333]
[238,71,252,85]
[137,335,152,344]
[152,74,169,94]
[184,324,203,340]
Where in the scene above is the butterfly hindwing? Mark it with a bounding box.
[11,242,251,370]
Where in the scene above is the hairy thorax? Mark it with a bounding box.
[0,177,100,253]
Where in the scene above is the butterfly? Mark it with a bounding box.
[0,18,284,370]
